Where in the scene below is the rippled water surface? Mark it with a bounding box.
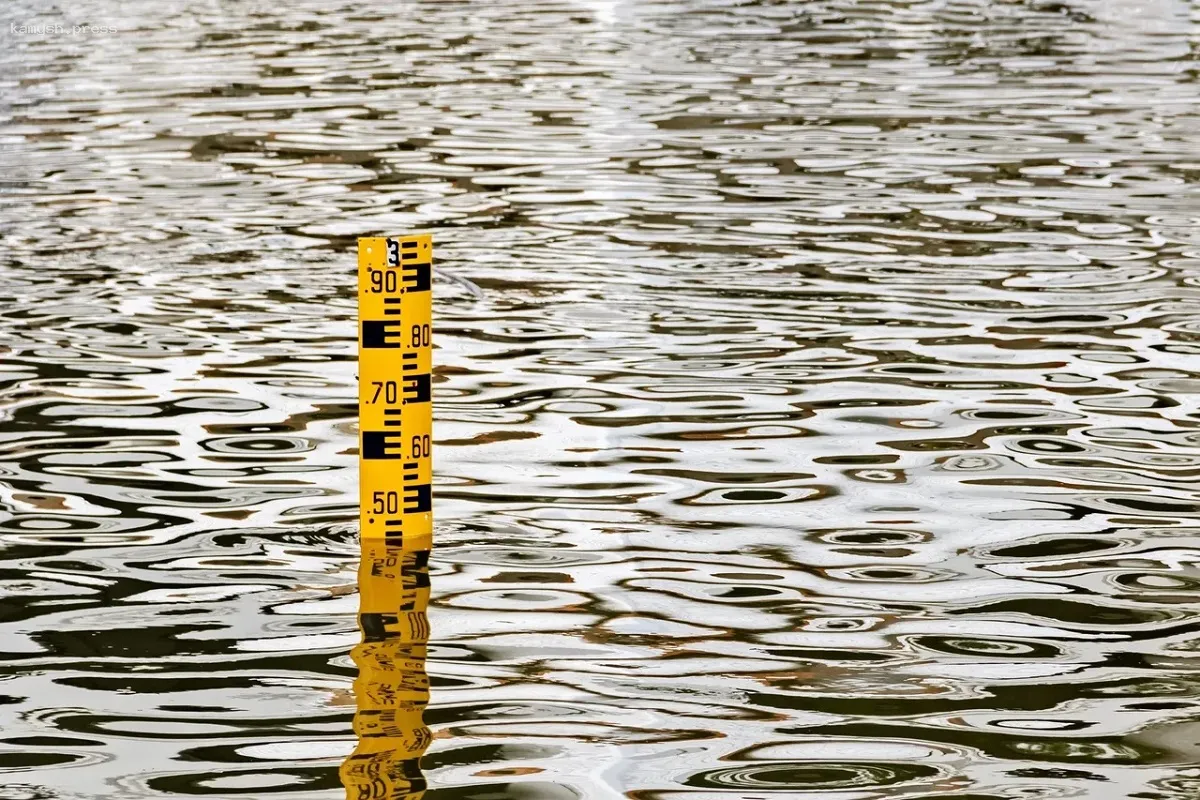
[3,0,1200,797]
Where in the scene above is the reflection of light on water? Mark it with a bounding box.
[3,0,1199,796]
[340,543,431,800]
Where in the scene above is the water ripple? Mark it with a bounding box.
[2,0,1199,797]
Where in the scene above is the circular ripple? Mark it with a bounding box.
[685,762,942,791]
[683,486,826,505]
[201,436,314,455]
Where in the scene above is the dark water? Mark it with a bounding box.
[2,0,1200,797]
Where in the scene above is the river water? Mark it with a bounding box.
[2,0,1200,798]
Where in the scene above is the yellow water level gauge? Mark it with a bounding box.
[358,235,433,550]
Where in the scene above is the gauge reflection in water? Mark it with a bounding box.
[341,542,432,800]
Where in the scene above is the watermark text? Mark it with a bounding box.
[10,22,118,36]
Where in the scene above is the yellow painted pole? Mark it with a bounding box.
[357,234,433,552]
[344,234,435,799]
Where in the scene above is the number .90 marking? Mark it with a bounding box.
[368,270,397,293]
